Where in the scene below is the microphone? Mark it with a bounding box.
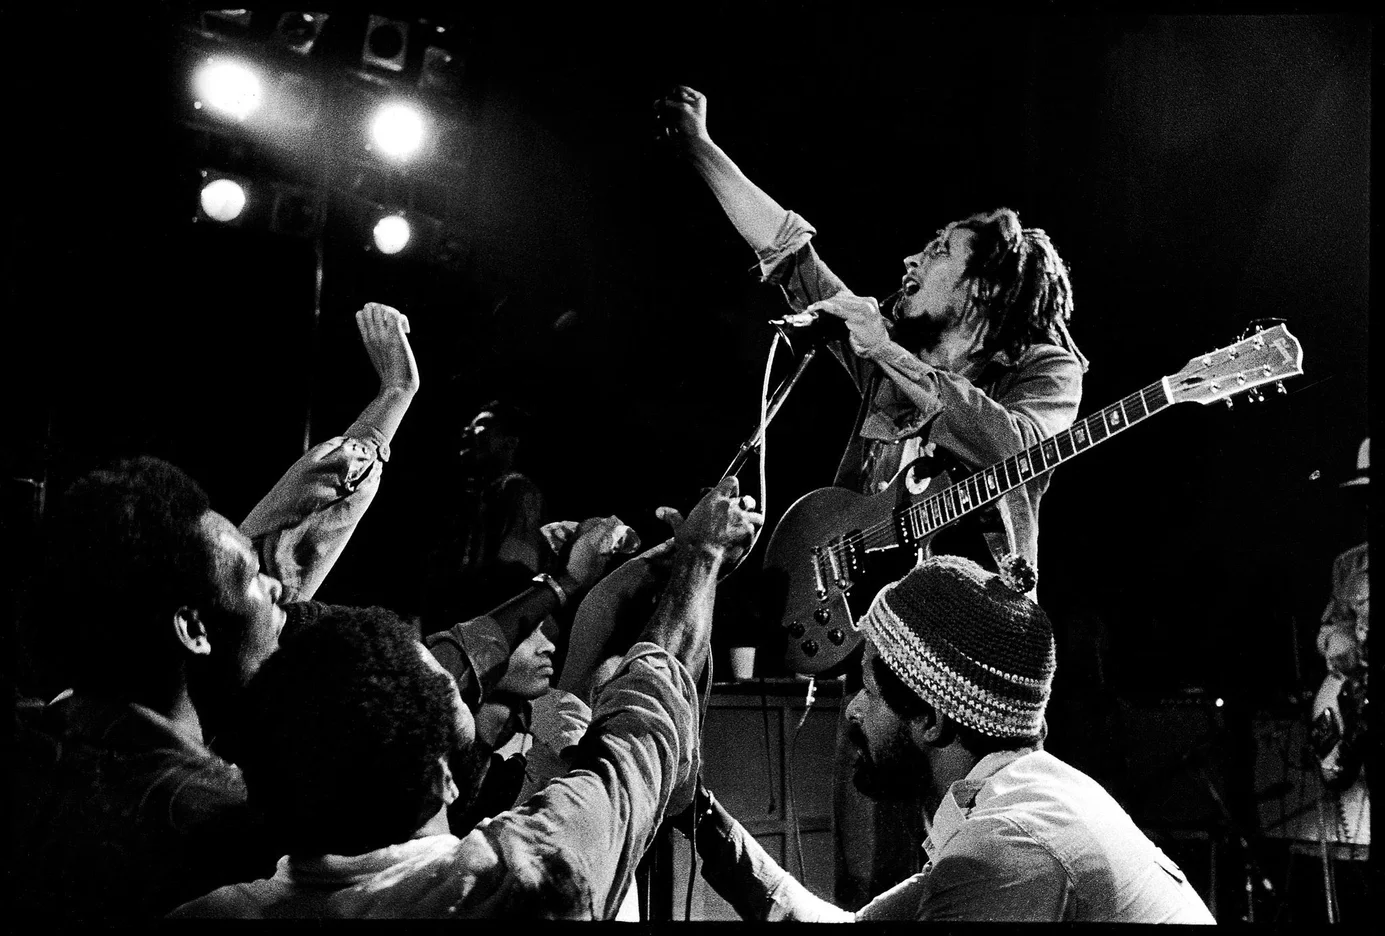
[768,287,907,332]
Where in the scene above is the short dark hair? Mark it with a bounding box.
[241,605,462,857]
[42,457,215,703]
[955,208,1077,364]
[474,399,528,438]
[870,653,1038,758]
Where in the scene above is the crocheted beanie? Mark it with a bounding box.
[857,554,1056,739]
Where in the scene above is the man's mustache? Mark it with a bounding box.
[846,724,870,758]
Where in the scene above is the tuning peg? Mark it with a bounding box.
[1252,388,1265,403]
[1224,397,1234,410]
[1276,381,1287,395]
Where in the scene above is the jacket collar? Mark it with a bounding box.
[923,748,1038,860]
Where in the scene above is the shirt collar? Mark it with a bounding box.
[922,748,1037,861]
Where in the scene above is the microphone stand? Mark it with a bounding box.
[720,282,897,483]
[720,330,823,482]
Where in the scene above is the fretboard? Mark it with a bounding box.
[900,380,1173,538]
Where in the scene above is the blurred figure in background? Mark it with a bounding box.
[426,400,549,629]
[1307,436,1368,919]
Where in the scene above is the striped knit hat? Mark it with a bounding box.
[857,554,1055,739]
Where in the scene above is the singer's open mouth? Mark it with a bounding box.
[902,280,921,296]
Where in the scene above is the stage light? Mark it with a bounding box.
[372,214,411,254]
[199,177,247,222]
[419,45,463,96]
[274,12,328,55]
[369,103,426,160]
[362,14,409,72]
[194,58,262,120]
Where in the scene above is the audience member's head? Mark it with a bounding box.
[847,555,1055,801]
[459,400,527,476]
[240,605,472,857]
[43,456,287,711]
[494,617,558,701]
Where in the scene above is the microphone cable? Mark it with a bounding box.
[683,326,783,919]
[786,676,817,882]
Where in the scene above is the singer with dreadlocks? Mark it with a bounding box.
[655,85,1090,908]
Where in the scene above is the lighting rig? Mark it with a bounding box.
[174,9,475,267]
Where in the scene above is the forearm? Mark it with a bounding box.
[637,550,720,678]
[345,385,416,449]
[694,793,852,922]
[685,136,791,253]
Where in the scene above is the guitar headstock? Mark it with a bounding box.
[1166,324,1304,406]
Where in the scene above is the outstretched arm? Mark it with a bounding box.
[636,477,762,680]
[656,87,866,391]
[656,86,789,253]
[674,783,853,922]
[241,302,421,602]
[425,516,640,711]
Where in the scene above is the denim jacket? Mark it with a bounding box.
[755,212,1084,579]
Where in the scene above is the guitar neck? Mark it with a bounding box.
[906,379,1173,537]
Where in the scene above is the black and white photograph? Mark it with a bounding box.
[6,4,1372,923]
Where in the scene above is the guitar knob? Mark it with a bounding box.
[788,621,806,638]
[801,639,820,658]
[827,627,846,645]
[813,607,831,625]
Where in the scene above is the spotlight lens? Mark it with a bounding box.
[195,60,262,120]
[200,178,247,222]
[373,214,411,254]
[370,103,426,159]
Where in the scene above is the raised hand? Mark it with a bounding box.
[675,476,764,568]
[561,516,642,592]
[356,302,419,396]
[653,85,711,149]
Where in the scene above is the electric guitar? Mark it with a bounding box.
[763,324,1304,675]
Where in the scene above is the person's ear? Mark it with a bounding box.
[435,756,460,806]
[173,607,212,657]
[910,704,948,748]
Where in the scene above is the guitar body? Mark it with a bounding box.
[764,450,969,675]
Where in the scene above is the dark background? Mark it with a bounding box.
[5,5,1372,882]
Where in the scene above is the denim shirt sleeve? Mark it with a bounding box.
[757,211,872,393]
[239,427,389,604]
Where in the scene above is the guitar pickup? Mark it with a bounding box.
[811,546,827,599]
[819,532,867,590]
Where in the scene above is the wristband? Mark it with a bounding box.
[532,572,568,608]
